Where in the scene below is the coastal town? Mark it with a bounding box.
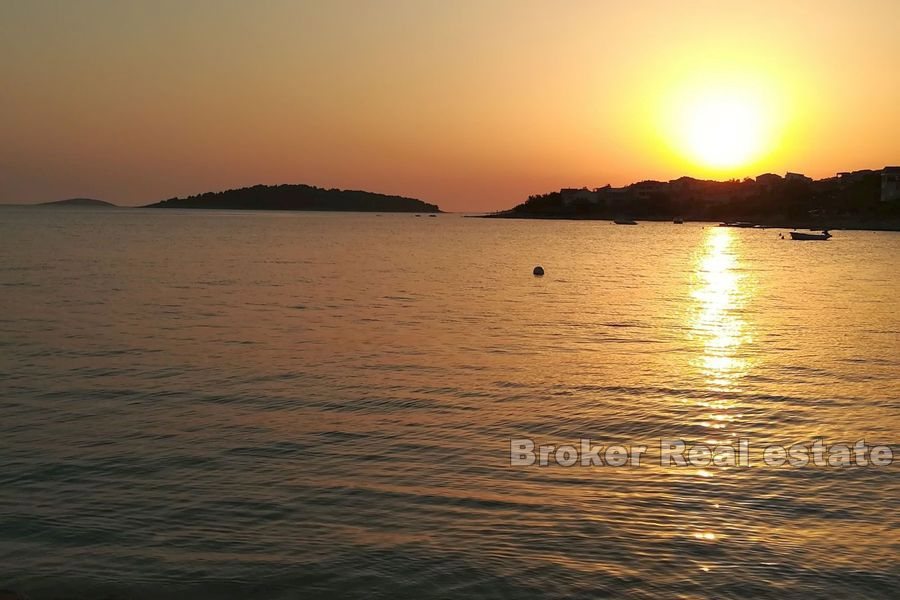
[493,166,900,229]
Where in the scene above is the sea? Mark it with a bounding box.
[0,207,897,599]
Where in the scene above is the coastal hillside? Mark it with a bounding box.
[145,184,441,213]
[489,167,900,229]
[39,198,116,207]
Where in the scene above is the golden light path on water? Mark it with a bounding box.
[689,227,752,459]
[692,227,751,391]
[685,227,751,545]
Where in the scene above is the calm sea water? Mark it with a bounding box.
[0,207,898,599]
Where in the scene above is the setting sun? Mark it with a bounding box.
[649,63,791,178]
[679,91,765,168]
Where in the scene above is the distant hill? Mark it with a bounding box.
[39,198,117,207]
[145,184,441,213]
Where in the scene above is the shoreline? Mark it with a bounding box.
[476,213,900,232]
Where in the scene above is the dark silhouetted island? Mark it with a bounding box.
[145,184,441,213]
[487,166,900,230]
[39,198,117,207]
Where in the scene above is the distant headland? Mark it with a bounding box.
[39,198,117,207]
[488,167,900,230]
[144,184,441,213]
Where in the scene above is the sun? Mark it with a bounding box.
[653,70,784,174]
[680,92,764,168]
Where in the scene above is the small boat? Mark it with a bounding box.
[719,221,755,228]
[613,219,638,225]
[789,230,832,241]
[673,217,684,224]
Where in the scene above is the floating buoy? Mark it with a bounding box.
[533,265,544,276]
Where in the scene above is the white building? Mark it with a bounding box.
[882,167,900,202]
[559,187,598,205]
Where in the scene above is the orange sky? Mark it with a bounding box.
[2,0,898,211]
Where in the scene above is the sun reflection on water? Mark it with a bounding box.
[682,227,755,493]
[690,227,752,391]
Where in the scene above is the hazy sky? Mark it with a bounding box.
[2,0,898,211]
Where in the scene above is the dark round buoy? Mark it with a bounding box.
[533,265,544,276]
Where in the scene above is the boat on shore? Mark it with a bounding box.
[789,230,832,241]
[673,217,684,224]
[614,219,638,225]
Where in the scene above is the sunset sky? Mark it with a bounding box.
[2,0,898,211]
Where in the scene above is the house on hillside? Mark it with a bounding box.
[629,180,669,200]
[882,167,900,202]
[837,170,874,188]
[597,185,631,210]
[755,173,782,191]
[785,172,813,183]
[559,187,598,206]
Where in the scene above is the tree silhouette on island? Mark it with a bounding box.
[144,184,440,213]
